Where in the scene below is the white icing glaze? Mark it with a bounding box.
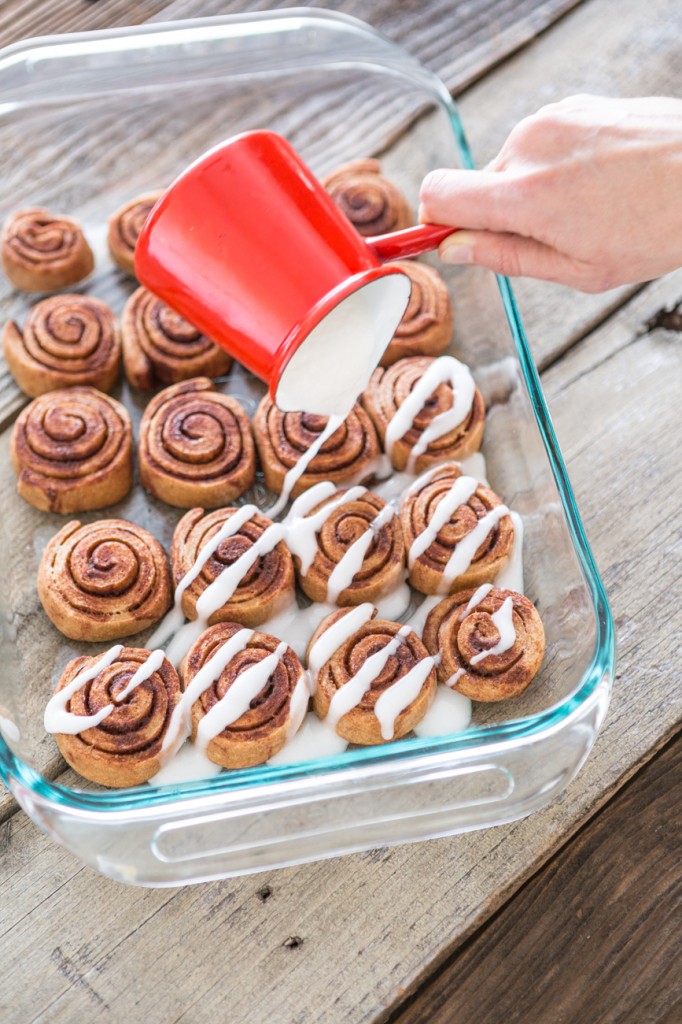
[147,503,261,650]
[259,598,332,662]
[44,647,164,735]
[268,414,346,517]
[413,686,472,737]
[148,741,223,785]
[267,711,348,765]
[374,656,435,740]
[44,644,123,734]
[287,672,312,740]
[195,641,288,754]
[326,624,411,730]
[460,583,494,620]
[162,627,254,758]
[307,603,375,682]
[459,452,489,486]
[494,510,525,593]
[373,578,413,622]
[285,483,366,574]
[438,504,510,594]
[326,502,395,603]
[408,475,478,567]
[383,356,476,469]
[470,596,515,664]
[406,594,442,639]
[445,668,465,688]
[164,618,207,668]
[196,521,284,621]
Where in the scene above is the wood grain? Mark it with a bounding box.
[390,736,682,1024]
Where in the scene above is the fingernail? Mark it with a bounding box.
[440,235,473,264]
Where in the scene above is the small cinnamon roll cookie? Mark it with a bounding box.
[3,294,120,397]
[401,463,514,594]
[107,191,163,276]
[1,207,94,292]
[362,355,485,473]
[138,377,256,508]
[423,586,545,701]
[322,159,412,236]
[380,261,453,366]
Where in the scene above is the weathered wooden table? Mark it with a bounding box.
[0,2,679,1022]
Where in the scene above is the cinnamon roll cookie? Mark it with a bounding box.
[362,355,485,472]
[138,378,256,508]
[286,484,405,605]
[254,397,381,505]
[307,606,436,744]
[175,623,309,769]
[380,261,453,366]
[46,646,181,787]
[121,286,232,390]
[38,518,172,641]
[322,159,412,236]
[2,207,94,292]
[170,505,294,628]
[3,294,120,397]
[107,191,163,276]
[423,586,545,701]
[11,386,133,513]
[401,463,514,594]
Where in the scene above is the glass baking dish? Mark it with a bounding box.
[0,9,614,886]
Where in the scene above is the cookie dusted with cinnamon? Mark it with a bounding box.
[170,505,294,628]
[2,207,94,292]
[11,386,132,513]
[3,294,120,397]
[401,463,514,594]
[286,484,406,606]
[322,159,412,236]
[307,605,436,744]
[38,518,172,641]
[362,355,485,473]
[108,191,163,276]
[423,586,545,701]
[380,261,453,366]
[45,646,181,787]
[175,623,309,769]
[121,286,232,390]
[138,377,256,508]
[253,397,381,506]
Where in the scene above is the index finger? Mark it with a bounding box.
[419,168,519,233]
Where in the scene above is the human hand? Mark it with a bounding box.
[419,95,682,291]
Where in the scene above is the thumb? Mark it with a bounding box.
[437,229,598,291]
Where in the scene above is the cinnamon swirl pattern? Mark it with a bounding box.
[121,286,232,391]
[308,607,436,744]
[423,587,545,701]
[171,506,294,627]
[1,207,94,292]
[47,646,181,786]
[11,386,133,513]
[177,623,309,769]
[401,464,514,594]
[254,397,381,501]
[3,294,120,397]
[38,518,172,641]
[287,484,406,605]
[107,191,163,276]
[380,261,453,366]
[138,378,256,508]
[322,159,412,236]
[362,355,485,472]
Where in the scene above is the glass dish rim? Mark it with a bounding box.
[0,8,615,815]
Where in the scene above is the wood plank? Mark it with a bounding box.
[390,736,682,1024]
[1,266,680,1024]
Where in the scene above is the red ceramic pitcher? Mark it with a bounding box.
[135,130,453,415]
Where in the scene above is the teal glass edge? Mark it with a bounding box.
[0,10,615,814]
